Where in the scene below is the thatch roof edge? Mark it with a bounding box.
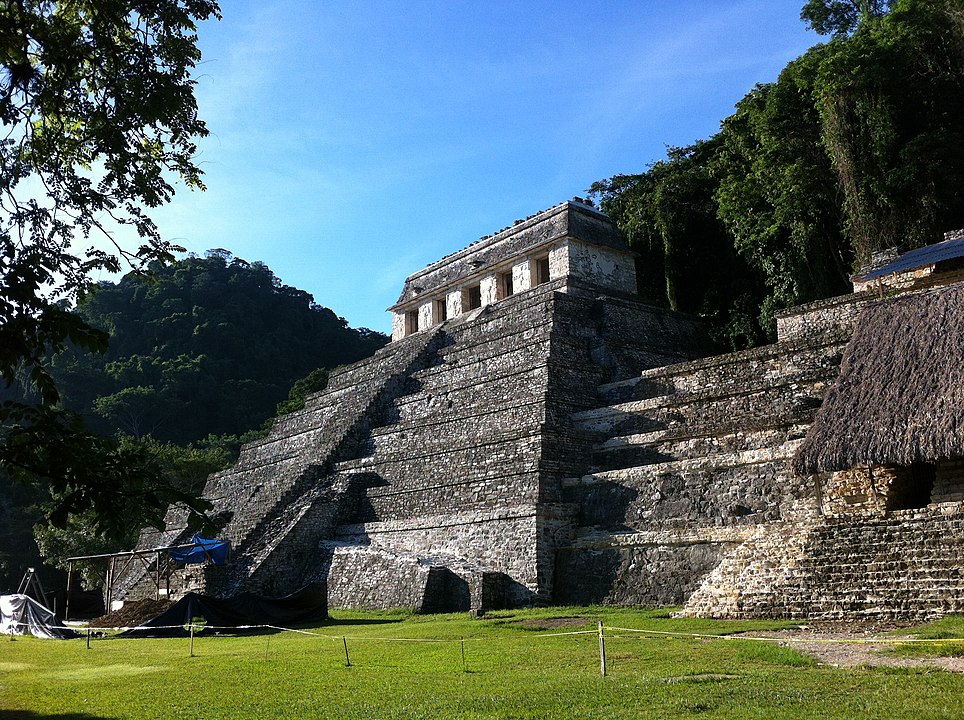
[794,282,964,474]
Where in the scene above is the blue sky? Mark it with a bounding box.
[149,1,821,334]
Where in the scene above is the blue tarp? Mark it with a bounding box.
[168,534,230,565]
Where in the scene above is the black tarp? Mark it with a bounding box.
[119,583,328,637]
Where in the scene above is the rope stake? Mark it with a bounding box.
[598,621,607,677]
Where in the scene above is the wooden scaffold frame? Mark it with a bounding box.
[63,540,223,621]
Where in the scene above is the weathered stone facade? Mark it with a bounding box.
[116,200,964,620]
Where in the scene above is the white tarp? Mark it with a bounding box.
[0,594,78,639]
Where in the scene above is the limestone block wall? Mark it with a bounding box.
[319,545,462,612]
[333,510,542,606]
[319,285,558,606]
[555,534,733,606]
[787,506,964,619]
[510,259,532,295]
[818,468,888,516]
[775,292,876,343]
[561,239,637,295]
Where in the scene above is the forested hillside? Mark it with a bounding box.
[49,250,386,444]
[591,0,964,349]
[0,252,387,591]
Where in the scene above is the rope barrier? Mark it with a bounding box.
[8,619,964,647]
[10,616,964,681]
[603,625,964,645]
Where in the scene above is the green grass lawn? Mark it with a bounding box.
[887,614,964,659]
[2,607,964,719]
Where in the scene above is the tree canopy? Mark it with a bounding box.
[800,0,893,35]
[1,0,221,540]
[592,0,964,347]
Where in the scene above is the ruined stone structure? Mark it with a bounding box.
[116,204,964,621]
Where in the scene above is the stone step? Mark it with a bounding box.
[567,441,801,488]
[367,403,545,459]
[596,334,846,404]
[563,442,807,533]
[382,373,547,430]
[680,511,820,618]
[682,502,964,619]
[573,372,829,439]
[591,424,811,472]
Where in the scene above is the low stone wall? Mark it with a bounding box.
[775,292,875,342]
[333,506,542,605]
[320,545,445,611]
[554,541,730,606]
[567,449,808,532]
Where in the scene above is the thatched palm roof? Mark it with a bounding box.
[794,283,964,474]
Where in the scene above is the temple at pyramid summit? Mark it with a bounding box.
[113,199,964,620]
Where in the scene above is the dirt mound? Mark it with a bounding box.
[88,598,171,628]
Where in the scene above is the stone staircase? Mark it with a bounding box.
[554,329,850,606]
[565,333,847,532]
[114,328,446,603]
[678,503,821,617]
[680,502,964,619]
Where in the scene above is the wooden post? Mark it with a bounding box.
[105,556,115,612]
[86,627,91,650]
[343,637,351,667]
[598,621,607,677]
[190,624,195,658]
[461,638,467,673]
[64,562,74,622]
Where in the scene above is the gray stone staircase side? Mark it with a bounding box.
[681,503,964,620]
[574,373,831,448]
[208,328,448,592]
[593,423,812,470]
[571,328,850,481]
[230,337,429,470]
[779,506,964,619]
[208,469,362,596]
[114,328,445,602]
[596,334,847,405]
[678,503,821,618]
[564,444,810,533]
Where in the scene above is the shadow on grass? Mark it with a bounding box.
[0,712,120,720]
[321,617,406,627]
